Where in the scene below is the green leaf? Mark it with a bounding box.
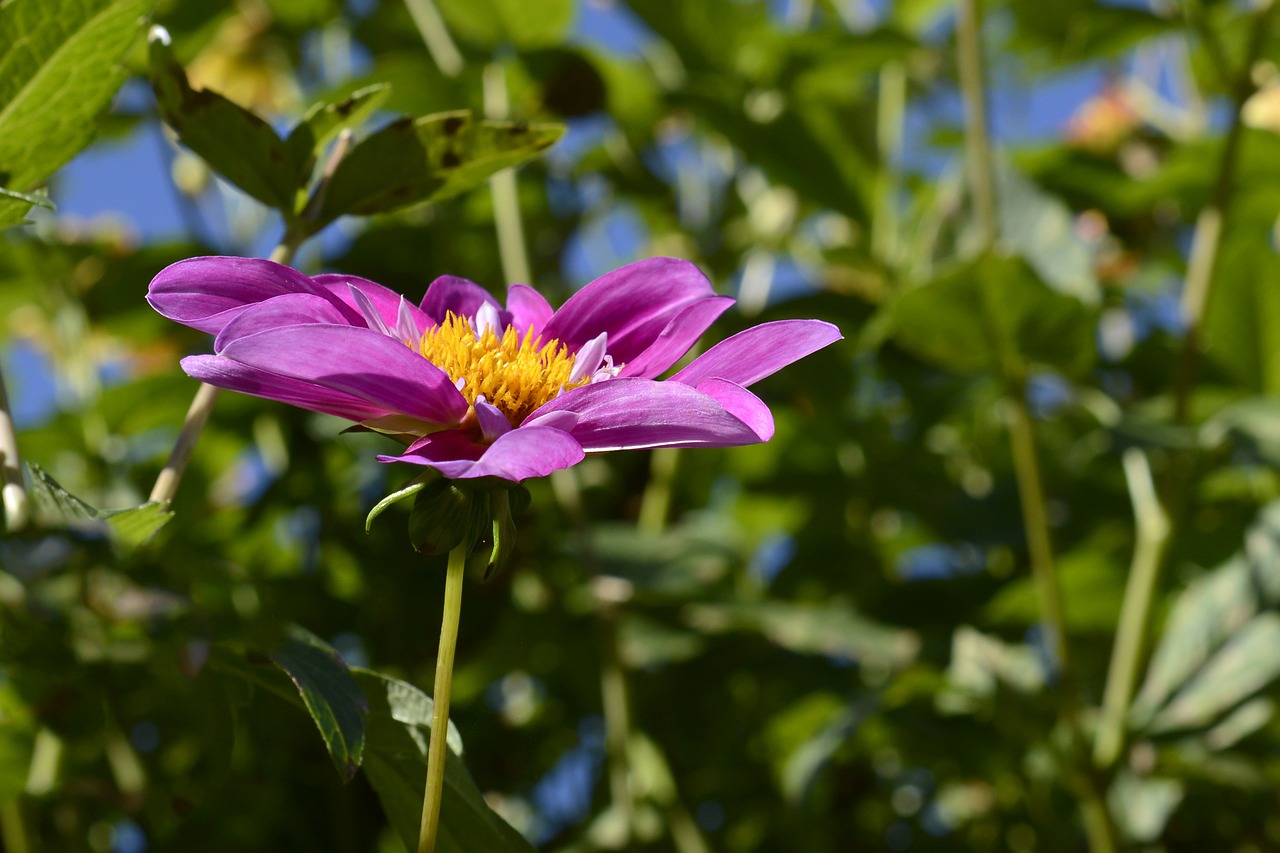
[683,600,919,671]
[99,502,175,548]
[0,0,152,191]
[1132,501,1280,734]
[22,462,172,547]
[314,111,563,227]
[148,28,301,212]
[435,0,574,49]
[354,670,536,853]
[0,186,52,229]
[888,253,1097,376]
[762,692,858,803]
[271,625,368,781]
[366,473,432,532]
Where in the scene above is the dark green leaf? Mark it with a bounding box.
[285,83,392,199]
[0,0,152,191]
[354,670,535,853]
[314,111,563,227]
[271,625,368,781]
[888,253,1097,376]
[148,28,301,212]
[23,462,171,546]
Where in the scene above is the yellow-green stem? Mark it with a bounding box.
[1094,451,1171,768]
[0,367,30,532]
[418,544,467,853]
[148,222,304,505]
[0,799,30,853]
[483,63,533,287]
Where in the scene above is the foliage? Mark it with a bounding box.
[5,0,1280,851]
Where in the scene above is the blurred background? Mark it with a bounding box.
[5,0,1280,851]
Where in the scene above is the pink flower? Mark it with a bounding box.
[148,256,841,482]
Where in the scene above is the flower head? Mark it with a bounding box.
[147,256,841,482]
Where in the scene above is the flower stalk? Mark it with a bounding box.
[418,542,467,853]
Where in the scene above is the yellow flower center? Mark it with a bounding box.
[418,313,587,426]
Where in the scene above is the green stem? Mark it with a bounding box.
[148,128,357,504]
[1172,0,1274,423]
[1006,391,1077,704]
[0,799,31,853]
[418,544,467,853]
[956,3,1117,849]
[1094,450,1170,769]
[403,0,463,78]
[955,0,997,251]
[597,612,634,844]
[637,448,680,535]
[871,61,906,269]
[0,366,30,532]
[483,62,533,287]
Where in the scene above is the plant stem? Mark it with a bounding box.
[956,3,1117,849]
[955,0,997,250]
[403,0,463,78]
[1173,0,1274,423]
[418,543,467,853]
[0,366,30,531]
[483,63,533,287]
[637,448,680,536]
[871,60,906,269]
[0,799,31,853]
[1094,450,1170,769]
[148,128,360,504]
[1005,393,1077,699]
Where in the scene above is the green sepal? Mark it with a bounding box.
[407,480,490,555]
[365,473,433,533]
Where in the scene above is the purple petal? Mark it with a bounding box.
[310,273,428,334]
[692,378,773,442]
[506,284,553,334]
[542,258,719,364]
[181,355,392,421]
[524,410,580,432]
[672,320,842,388]
[421,275,508,327]
[219,325,468,427]
[214,293,352,353]
[147,256,317,335]
[532,377,769,451]
[474,397,513,443]
[380,426,584,481]
[619,296,733,379]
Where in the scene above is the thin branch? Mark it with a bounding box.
[1173,0,1276,422]
[483,63,533,287]
[404,0,464,78]
[1094,450,1171,768]
[0,366,31,532]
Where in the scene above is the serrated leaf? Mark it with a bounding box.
[99,502,173,548]
[149,31,300,212]
[271,625,368,781]
[888,253,1097,376]
[0,0,152,191]
[315,111,563,227]
[354,670,535,853]
[0,186,52,229]
[23,462,171,547]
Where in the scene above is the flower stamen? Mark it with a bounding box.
[418,313,588,426]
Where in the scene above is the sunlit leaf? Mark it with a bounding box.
[314,111,563,227]
[0,0,153,191]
